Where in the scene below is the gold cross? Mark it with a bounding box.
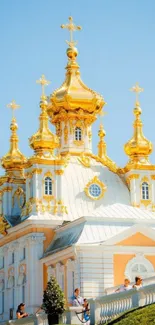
[130,82,144,103]
[61,16,82,47]
[36,74,50,96]
[7,100,20,118]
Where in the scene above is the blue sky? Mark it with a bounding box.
[0,0,155,174]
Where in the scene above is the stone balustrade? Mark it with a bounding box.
[90,283,155,324]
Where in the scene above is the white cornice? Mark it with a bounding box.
[41,246,76,265]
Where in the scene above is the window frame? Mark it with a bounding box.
[75,127,82,141]
[44,177,53,196]
[141,182,149,200]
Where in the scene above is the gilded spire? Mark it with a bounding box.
[29,75,59,157]
[48,17,105,126]
[1,100,27,172]
[124,83,153,168]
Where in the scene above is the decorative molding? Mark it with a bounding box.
[31,168,42,175]
[141,176,149,182]
[2,187,12,193]
[78,154,91,168]
[44,171,52,178]
[128,174,139,181]
[132,203,140,208]
[73,140,84,146]
[140,199,151,207]
[151,175,155,180]
[55,170,64,175]
[43,195,54,202]
[19,263,26,274]
[84,176,106,201]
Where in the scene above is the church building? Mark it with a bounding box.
[0,16,155,320]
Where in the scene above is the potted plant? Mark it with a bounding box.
[42,276,65,325]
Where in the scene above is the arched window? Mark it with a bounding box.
[45,177,52,196]
[75,127,82,141]
[142,182,149,200]
[125,256,155,282]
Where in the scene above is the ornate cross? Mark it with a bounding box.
[36,74,50,96]
[61,16,82,47]
[130,82,144,103]
[7,100,20,118]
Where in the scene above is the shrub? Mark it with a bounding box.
[42,276,65,316]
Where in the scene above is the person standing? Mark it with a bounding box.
[133,276,143,289]
[72,288,83,306]
[115,278,132,292]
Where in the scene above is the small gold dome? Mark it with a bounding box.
[48,45,105,125]
[29,96,59,154]
[1,118,27,171]
[124,102,153,165]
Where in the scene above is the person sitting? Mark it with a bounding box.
[72,288,83,306]
[82,298,90,325]
[133,276,143,289]
[115,278,132,292]
[16,303,29,319]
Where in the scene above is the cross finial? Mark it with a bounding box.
[61,16,82,47]
[99,110,107,128]
[36,74,50,96]
[130,82,144,104]
[7,100,20,118]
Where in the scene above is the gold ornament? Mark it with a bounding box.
[84,176,107,200]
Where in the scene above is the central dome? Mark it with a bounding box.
[47,46,105,125]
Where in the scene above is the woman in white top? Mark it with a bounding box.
[133,276,143,289]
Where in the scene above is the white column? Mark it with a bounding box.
[3,246,9,319]
[26,234,45,314]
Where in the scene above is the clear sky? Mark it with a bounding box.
[0,0,155,174]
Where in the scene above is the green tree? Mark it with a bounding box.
[42,276,65,316]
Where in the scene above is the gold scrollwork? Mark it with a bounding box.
[73,140,84,146]
[0,215,10,235]
[55,170,64,175]
[84,176,106,200]
[140,199,151,207]
[64,123,68,144]
[12,187,26,209]
[78,154,91,168]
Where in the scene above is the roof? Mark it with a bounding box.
[91,203,155,221]
[43,203,155,257]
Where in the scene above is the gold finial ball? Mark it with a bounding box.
[134,104,142,117]
[66,47,78,59]
[10,118,18,131]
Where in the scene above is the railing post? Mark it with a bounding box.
[90,299,100,325]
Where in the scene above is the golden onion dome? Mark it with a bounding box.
[48,45,105,125]
[1,117,27,171]
[29,95,59,155]
[124,102,153,165]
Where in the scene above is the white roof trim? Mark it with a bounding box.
[103,224,155,246]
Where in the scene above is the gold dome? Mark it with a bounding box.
[29,95,59,155]
[1,117,27,171]
[124,101,153,166]
[48,46,105,125]
[47,16,105,125]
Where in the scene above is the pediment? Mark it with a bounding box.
[117,232,155,246]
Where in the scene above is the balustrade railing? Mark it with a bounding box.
[90,283,155,324]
